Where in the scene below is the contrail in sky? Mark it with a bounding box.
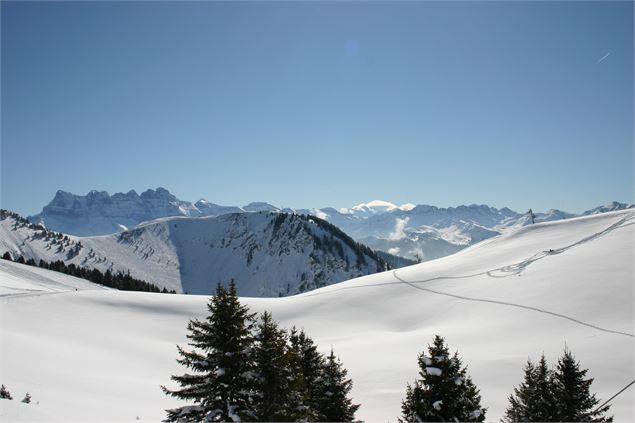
[597,52,611,64]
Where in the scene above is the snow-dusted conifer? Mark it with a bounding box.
[253,311,307,421]
[22,392,31,404]
[400,335,486,422]
[552,348,612,422]
[0,384,12,400]
[284,341,314,421]
[503,354,557,422]
[289,327,326,420]
[162,281,257,422]
[315,348,360,422]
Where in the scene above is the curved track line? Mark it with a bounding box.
[303,214,635,339]
[486,213,635,278]
[392,270,634,339]
[0,290,68,301]
[303,212,635,299]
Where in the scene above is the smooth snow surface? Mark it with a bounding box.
[1,210,633,422]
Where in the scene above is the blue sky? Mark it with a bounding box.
[2,1,633,216]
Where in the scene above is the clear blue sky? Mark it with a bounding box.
[2,1,633,216]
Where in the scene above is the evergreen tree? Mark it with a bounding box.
[503,355,557,422]
[22,393,31,404]
[0,385,12,400]
[162,281,257,422]
[316,348,360,422]
[2,251,11,261]
[284,341,314,421]
[504,359,535,422]
[400,335,486,422]
[289,327,326,420]
[552,348,612,422]
[253,311,305,421]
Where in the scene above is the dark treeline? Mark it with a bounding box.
[1,209,65,240]
[299,213,390,272]
[1,251,175,294]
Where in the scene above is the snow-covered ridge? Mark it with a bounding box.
[27,187,633,262]
[28,187,288,237]
[2,210,398,296]
[1,209,632,421]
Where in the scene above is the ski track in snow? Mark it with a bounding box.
[486,213,635,278]
[306,213,635,339]
[393,213,635,339]
[0,290,67,300]
[305,212,635,299]
[392,271,634,339]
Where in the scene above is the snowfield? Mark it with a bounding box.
[1,210,633,421]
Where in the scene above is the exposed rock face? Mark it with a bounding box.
[31,188,205,236]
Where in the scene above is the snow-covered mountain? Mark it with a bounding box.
[1,209,633,421]
[2,209,394,296]
[193,199,243,216]
[28,188,285,237]
[583,201,634,215]
[28,188,633,261]
[28,188,199,236]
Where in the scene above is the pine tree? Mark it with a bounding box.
[503,355,557,422]
[162,281,257,422]
[2,251,11,261]
[284,342,313,421]
[253,311,305,421]
[289,327,326,420]
[552,348,612,422]
[315,348,360,422]
[400,335,486,422]
[504,359,535,422]
[22,393,31,404]
[0,385,12,400]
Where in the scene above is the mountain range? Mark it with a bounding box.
[1,209,398,296]
[28,188,633,261]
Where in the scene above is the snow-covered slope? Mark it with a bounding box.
[1,210,633,421]
[1,210,390,296]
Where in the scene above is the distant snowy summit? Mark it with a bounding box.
[28,187,279,237]
[28,188,633,261]
[339,200,416,217]
[582,201,633,215]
